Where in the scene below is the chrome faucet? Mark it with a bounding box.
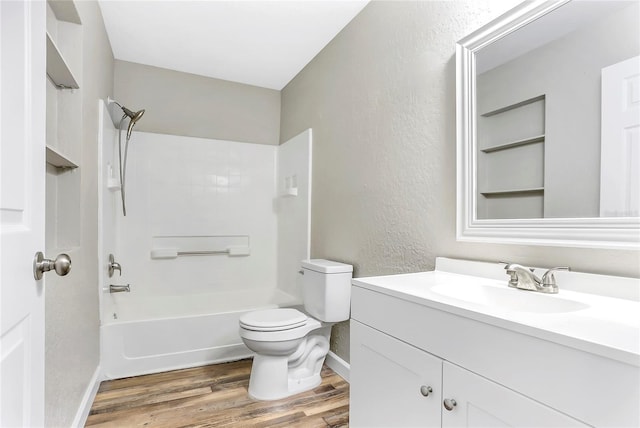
[108,254,122,277]
[503,263,570,294]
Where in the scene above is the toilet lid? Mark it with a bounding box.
[239,308,308,332]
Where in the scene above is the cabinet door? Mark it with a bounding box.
[441,362,588,427]
[350,320,442,428]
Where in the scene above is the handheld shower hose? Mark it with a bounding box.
[111,98,145,216]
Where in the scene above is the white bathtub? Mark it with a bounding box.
[101,288,300,379]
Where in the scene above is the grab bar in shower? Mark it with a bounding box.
[178,250,230,256]
[150,246,250,259]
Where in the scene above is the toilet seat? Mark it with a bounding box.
[239,309,322,343]
[239,308,307,332]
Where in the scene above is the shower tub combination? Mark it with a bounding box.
[101,288,300,379]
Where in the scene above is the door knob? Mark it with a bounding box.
[33,252,71,280]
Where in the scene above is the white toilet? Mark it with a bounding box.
[239,259,353,400]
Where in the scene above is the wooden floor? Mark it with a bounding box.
[85,359,349,427]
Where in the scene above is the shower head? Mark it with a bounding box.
[123,107,145,139]
[108,97,145,139]
[121,106,145,121]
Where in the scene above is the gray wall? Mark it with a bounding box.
[45,1,114,426]
[281,0,640,362]
[114,60,281,145]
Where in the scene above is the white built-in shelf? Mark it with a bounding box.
[480,94,545,117]
[281,187,298,197]
[46,144,78,169]
[47,0,81,24]
[107,178,121,191]
[481,135,545,153]
[480,187,544,197]
[46,32,79,89]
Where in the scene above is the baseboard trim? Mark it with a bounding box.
[71,365,102,428]
[325,351,350,383]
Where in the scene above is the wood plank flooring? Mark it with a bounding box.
[85,359,349,427]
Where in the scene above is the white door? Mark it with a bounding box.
[350,320,442,428]
[441,362,587,427]
[600,55,640,217]
[0,1,46,426]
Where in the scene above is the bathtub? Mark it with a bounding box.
[101,288,301,379]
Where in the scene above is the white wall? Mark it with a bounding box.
[106,131,279,301]
[280,0,640,363]
[277,129,312,298]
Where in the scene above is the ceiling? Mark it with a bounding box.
[98,1,369,90]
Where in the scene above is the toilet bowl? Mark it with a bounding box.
[240,308,329,400]
[238,259,352,400]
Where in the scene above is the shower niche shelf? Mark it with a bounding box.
[46,144,78,170]
[107,179,121,191]
[281,187,298,197]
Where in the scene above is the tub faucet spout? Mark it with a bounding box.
[110,284,130,293]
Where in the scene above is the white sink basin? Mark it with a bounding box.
[351,257,640,367]
[430,282,590,313]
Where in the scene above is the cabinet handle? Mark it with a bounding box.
[420,385,433,397]
[443,398,457,411]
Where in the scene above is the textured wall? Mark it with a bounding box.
[280,0,640,362]
[114,60,281,145]
[45,1,114,426]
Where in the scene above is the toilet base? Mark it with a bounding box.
[287,371,322,398]
[247,354,324,401]
[247,354,289,400]
[246,328,331,401]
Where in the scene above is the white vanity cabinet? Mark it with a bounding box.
[349,259,640,428]
[351,320,586,428]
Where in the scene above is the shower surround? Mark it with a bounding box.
[97,101,311,379]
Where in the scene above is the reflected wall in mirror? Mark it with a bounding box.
[456,0,640,249]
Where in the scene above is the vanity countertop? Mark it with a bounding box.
[352,258,640,367]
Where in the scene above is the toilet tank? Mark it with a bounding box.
[301,259,353,322]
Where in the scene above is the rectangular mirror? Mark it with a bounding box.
[457,0,640,249]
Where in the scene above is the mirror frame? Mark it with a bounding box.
[456,0,640,250]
